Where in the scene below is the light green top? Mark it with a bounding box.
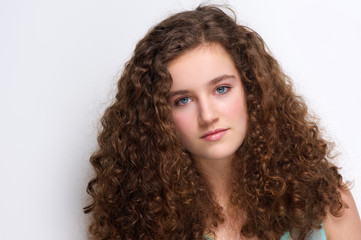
[280,225,326,240]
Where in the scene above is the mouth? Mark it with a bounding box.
[200,128,228,141]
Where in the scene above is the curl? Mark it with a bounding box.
[85,5,348,240]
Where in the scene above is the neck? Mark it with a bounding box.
[194,155,245,239]
[194,155,234,205]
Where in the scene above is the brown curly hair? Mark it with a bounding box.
[84,5,348,240]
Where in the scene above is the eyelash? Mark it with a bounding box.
[215,86,230,94]
[175,97,191,106]
[174,85,231,106]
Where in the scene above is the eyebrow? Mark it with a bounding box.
[168,74,235,99]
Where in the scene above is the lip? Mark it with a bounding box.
[200,128,228,141]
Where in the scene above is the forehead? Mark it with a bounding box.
[167,43,239,90]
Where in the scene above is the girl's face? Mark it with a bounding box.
[167,43,248,164]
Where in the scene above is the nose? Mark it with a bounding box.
[198,97,218,126]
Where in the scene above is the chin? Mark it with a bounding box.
[197,150,236,162]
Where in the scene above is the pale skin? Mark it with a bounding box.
[168,42,248,240]
[323,189,361,239]
[167,43,361,239]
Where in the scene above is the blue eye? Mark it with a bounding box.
[175,97,191,105]
[215,86,229,94]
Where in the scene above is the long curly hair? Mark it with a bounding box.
[84,5,347,240]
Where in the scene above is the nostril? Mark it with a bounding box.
[198,111,219,127]
[197,98,219,126]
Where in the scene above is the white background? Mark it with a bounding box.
[1,0,360,239]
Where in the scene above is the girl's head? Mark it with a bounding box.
[168,42,248,165]
[121,5,282,157]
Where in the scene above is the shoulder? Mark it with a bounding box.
[323,189,361,240]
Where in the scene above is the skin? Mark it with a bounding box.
[168,43,248,168]
[168,42,249,239]
[323,189,361,240]
[167,43,361,239]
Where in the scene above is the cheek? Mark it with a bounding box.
[171,111,194,137]
[224,94,248,123]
